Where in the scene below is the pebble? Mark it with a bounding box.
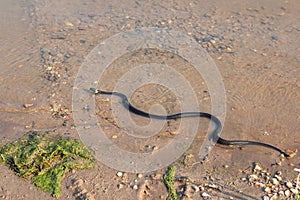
[116,172,123,177]
[294,168,300,172]
[253,163,262,172]
[223,164,229,169]
[65,22,74,27]
[50,102,61,112]
[246,164,300,200]
[152,174,161,180]
[132,185,138,190]
[290,188,298,194]
[254,181,265,187]
[285,181,293,188]
[262,196,270,200]
[264,187,271,193]
[271,178,279,185]
[249,174,258,181]
[137,173,143,178]
[274,175,282,181]
[284,189,290,197]
[270,194,278,200]
[199,186,205,191]
[191,185,200,192]
[152,146,158,151]
[23,103,33,108]
[275,171,282,176]
[278,190,284,196]
[201,192,211,198]
[117,184,124,189]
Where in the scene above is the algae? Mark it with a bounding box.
[181,153,194,166]
[163,165,178,200]
[0,131,96,197]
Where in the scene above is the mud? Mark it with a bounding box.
[0,0,299,199]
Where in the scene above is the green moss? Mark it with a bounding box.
[181,153,194,165]
[0,131,95,197]
[163,165,178,200]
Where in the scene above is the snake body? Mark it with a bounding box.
[90,88,289,157]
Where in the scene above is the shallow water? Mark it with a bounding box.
[0,1,65,137]
[0,0,299,199]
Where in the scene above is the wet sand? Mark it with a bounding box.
[0,0,299,199]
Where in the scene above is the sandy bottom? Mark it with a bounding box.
[0,0,299,199]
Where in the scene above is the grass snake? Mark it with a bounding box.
[90,88,290,157]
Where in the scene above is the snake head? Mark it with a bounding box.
[90,88,100,94]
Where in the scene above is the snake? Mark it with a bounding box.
[90,88,290,157]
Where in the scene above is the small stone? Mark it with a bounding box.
[271,178,279,185]
[265,176,270,182]
[191,185,199,192]
[137,173,143,178]
[254,181,265,187]
[112,135,118,139]
[132,185,138,190]
[284,189,290,197]
[249,174,258,181]
[274,175,282,181]
[152,174,161,179]
[23,103,33,108]
[253,163,262,172]
[25,124,32,129]
[51,102,60,112]
[264,187,271,193]
[116,172,123,177]
[169,131,177,135]
[201,192,211,198]
[117,184,124,189]
[285,181,293,188]
[290,188,298,194]
[65,22,74,27]
[223,164,229,168]
[276,160,282,166]
[270,194,278,200]
[294,168,300,172]
[278,190,284,196]
[262,195,270,200]
[152,146,158,151]
[199,186,205,191]
[275,171,282,176]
